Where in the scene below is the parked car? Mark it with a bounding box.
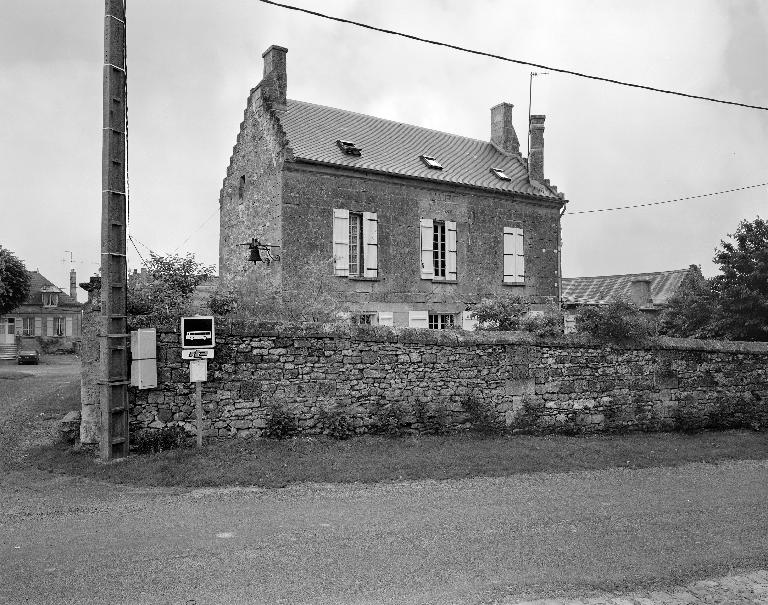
[17,349,39,365]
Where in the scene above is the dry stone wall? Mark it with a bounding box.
[128,323,768,438]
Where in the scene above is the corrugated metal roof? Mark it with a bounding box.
[562,269,692,306]
[279,99,562,199]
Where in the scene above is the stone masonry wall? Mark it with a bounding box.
[129,323,768,439]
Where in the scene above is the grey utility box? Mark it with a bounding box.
[130,328,157,389]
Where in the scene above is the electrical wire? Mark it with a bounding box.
[172,208,219,253]
[256,0,768,112]
[566,182,768,215]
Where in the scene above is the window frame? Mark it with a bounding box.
[22,317,34,336]
[428,313,455,330]
[348,212,364,277]
[54,317,65,337]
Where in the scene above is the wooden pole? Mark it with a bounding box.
[99,0,129,460]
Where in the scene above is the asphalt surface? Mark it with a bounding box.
[1,357,767,605]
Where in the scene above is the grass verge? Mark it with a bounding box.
[30,429,768,489]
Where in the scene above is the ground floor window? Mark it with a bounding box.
[351,313,375,326]
[22,317,34,336]
[428,313,455,330]
[54,317,65,336]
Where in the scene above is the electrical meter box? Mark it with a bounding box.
[130,328,157,389]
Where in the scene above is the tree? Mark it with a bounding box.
[575,297,656,343]
[659,265,719,339]
[0,247,30,315]
[128,252,215,327]
[711,216,768,341]
[470,294,530,331]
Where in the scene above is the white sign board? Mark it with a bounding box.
[189,359,208,382]
[182,348,215,360]
[181,316,215,349]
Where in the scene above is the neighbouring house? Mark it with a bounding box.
[218,45,567,329]
[0,269,83,359]
[561,268,695,332]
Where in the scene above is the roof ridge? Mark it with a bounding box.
[563,268,690,280]
[288,98,499,149]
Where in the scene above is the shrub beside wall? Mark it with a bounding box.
[124,323,768,439]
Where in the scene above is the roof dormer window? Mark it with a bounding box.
[42,292,59,307]
[337,140,362,156]
[420,155,443,170]
[490,167,511,181]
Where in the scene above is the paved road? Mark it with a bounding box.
[1,357,767,604]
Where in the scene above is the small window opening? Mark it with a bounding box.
[351,313,375,326]
[490,167,511,181]
[337,140,362,156]
[348,212,364,276]
[420,155,443,170]
[238,175,245,200]
[432,221,446,279]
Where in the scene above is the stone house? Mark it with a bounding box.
[561,267,695,332]
[0,269,83,358]
[219,45,567,329]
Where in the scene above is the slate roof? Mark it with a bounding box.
[22,271,81,309]
[562,269,692,307]
[278,99,562,200]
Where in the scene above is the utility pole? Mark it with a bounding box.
[99,0,129,460]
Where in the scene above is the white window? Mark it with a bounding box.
[334,209,378,278]
[503,226,525,284]
[22,317,34,336]
[420,218,457,281]
[428,313,455,330]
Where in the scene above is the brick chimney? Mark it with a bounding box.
[490,103,520,155]
[69,269,77,300]
[261,45,288,111]
[629,278,652,307]
[528,114,545,182]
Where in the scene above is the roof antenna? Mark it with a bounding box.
[527,72,549,158]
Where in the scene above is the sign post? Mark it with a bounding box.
[181,317,215,447]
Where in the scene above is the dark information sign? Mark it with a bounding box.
[181,316,215,349]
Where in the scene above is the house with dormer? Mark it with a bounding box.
[218,45,567,328]
[0,269,83,358]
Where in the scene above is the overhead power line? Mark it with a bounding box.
[256,0,768,112]
[173,208,219,253]
[566,182,768,215]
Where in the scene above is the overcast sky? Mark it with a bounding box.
[1,0,766,302]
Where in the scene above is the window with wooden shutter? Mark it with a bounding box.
[378,311,394,326]
[65,316,73,337]
[503,226,525,284]
[420,218,434,279]
[36,317,43,336]
[333,208,350,276]
[408,310,429,328]
[363,212,378,278]
[446,221,457,281]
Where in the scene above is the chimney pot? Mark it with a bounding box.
[528,114,546,183]
[490,103,520,155]
[69,269,77,300]
[261,45,288,110]
[629,278,652,307]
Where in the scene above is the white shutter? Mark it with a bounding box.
[504,227,525,284]
[37,317,44,336]
[420,218,434,280]
[446,221,457,281]
[514,228,525,282]
[461,310,478,331]
[378,311,394,326]
[408,310,429,328]
[363,212,378,278]
[333,208,350,276]
[65,316,73,337]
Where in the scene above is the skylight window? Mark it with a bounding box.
[337,140,362,156]
[490,167,511,181]
[420,155,443,170]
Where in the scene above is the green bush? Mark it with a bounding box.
[263,406,298,439]
[370,402,410,437]
[519,302,564,337]
[318,406,357,440]
[462,396,503,434]
[471,295,530,331]
[413,401,448,435]
[131,425,190,455]
[575,297,656,344]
